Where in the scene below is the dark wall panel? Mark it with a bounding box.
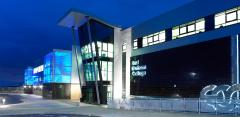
[131,37,231,98]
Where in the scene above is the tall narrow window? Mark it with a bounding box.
[122,43,127,52]
[142,37,148,47]
[133,39,138,49]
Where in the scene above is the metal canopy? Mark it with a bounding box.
[58,9,120,29]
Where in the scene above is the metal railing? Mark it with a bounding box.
[0,87,23,93]
[112,98,240,115]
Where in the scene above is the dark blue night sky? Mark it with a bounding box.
[0,0,193,86]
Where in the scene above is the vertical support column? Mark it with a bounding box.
[124,28,132,99]
[86,18,100,104]
[113,28,123,108]
[231,35,239,99]
[231,35,239,84]
[71,27,84,100]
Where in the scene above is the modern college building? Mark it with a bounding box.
[58,0,240,113]
[24,49,81,100]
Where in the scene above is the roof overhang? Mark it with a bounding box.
[58,9,120,29]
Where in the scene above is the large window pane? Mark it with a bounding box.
[108,43,113,52]
[108,71,112,81]
[196,20,205,31]
[180,26,187,34]
[215,13,225,26]
[143,37,148,47]
[188,24,195,32]
[172,27,179,38]
[153,34,159,42]
[108,62,112,71]
[238,10,240,20]
[226,12,237,22]
[102,43,108,51]
[159,31,165,41]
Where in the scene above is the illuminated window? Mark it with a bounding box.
[122,43,127,52]
[147,34,153,45]
[108,43,113,58]
[133,39,138,49]
[81,41,113,60]
[107,62,113,81]
[172,18,205,39]
[215,7,240,28]
[43,51,72,83]
[141,30,166,48]
[84,60,113,82]
[142,37,148,47]
[97,42,102,56]
[100,61,106,81]
[102,42,108,57]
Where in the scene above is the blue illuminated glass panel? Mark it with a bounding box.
[43,50,72,83]
[44,52,53,83]
[24,67,34,85]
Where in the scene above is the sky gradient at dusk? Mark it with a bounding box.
[0,0,194,86]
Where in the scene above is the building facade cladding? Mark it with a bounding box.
[129,0,240,98]
[58,0,240,109]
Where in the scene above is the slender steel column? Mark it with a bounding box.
[94,39,104,104]
[71,26,83,101]
[231,34,239,99]
[231,35,239,84]
[86,18,100,104]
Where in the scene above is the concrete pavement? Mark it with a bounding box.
[0,94,236,117]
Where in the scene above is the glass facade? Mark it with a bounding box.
[78,19,114,104]
[44,51,72,83]
[24,67,43,86]
[81,42,113,60]
[172,18,205,39]
[24,67,34,85]
[83,61,113,81]
[215,7,240,28]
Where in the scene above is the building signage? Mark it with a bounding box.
[131,60,147,77]
[33,65,44,74]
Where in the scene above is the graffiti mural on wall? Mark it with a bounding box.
[200,84,240,112]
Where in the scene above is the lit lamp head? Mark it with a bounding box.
[189,72,197,79]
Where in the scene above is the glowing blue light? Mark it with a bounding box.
[43,51,72,83]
